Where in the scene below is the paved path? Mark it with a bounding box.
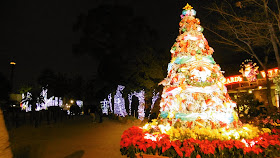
[9,117,138,158]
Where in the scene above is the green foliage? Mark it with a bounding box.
[120,146,137,158]
[231,93,264,119]
[272,73,280,93]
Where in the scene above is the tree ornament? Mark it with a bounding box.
[197,26,204,32]
[190,9,196,16]
[183,3,193,10]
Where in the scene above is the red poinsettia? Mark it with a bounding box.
[199,139,215,155]
[120,125,280,157]
[223,139,234,150]
[272,128,280,134]
[120,126,145,148]
[158,134,171,153]
[181,139,195,157]
[171,140,183,157]
[251,146,263,155]
[233,140,245,149]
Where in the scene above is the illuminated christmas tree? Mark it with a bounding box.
[156,3,240,129]
[121,4,279,157]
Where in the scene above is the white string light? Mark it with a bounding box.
[100,99,109,115]
[21,88,64,112]
[114,85,127,117]
[108,93,113,113]
[149,90,160,119]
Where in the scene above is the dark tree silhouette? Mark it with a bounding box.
[0,72,11,106]
[73,4,163,100]
[205,0,280,108]
[38,69,70,105]
[68,75,85,100]
[37,69,57,98]
[73,4,157,59]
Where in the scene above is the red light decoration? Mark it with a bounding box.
[239,59,259,82]
[260,68,278,78]
[225,76,243,85]
[225,68,279,85]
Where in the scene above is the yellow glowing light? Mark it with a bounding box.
[143,124,149,130]
[260,68,278,78]
[183,3,193,10]
[258,86,262,89]
[225,76,243,84]
[180,67,188,72]
[10,61,16,65]
[221,77,226,84]
[248,90,252,93]
[70,100,74,104]
[171,57,176,63]
[158,124,171,134]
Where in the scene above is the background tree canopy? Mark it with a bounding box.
[73,4,170,100]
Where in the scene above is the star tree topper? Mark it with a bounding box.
[183,3,193,10]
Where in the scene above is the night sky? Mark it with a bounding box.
[0,0,248,90]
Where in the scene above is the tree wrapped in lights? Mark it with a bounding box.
[108,93,113,113]
[101,99,109,115]
[128,90,146,120]
[155,3,240,129]
[148,90,160,119]
[114,85,127,117]
[136,90,145,121]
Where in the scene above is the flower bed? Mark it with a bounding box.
[135,153,169,158]
[120,126,280,158]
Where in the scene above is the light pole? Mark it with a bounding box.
[9,61,16,93]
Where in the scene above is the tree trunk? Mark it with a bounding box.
[0,110,13,158]
[268,25,280,69]
[264,67,274,109]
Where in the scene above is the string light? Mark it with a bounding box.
[135,90,145,121]
[239,59,259,82]
[128,90,146,120]
[21,88,64,112]
[76,100,83,108]
[128,93,133,115]
[108,93,113,113]
[101,99,109,115]
[149,90,159,119]
[114,85,127,117]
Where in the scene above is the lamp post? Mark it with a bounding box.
[9,61,16,93]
